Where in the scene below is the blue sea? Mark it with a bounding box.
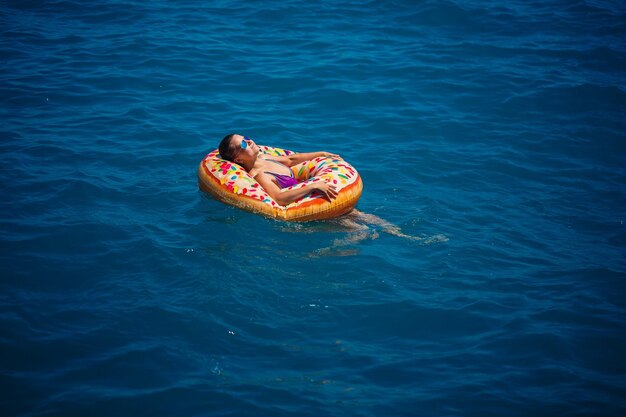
[2,0,626,416]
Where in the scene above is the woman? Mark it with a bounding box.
[218,133,448,247]
[218,133,339,206]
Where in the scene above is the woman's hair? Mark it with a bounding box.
[218,133,237,161]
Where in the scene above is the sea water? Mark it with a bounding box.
[1,1,625,416]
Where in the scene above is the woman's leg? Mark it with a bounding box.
[343,209,448,243]
[311,208,447,256]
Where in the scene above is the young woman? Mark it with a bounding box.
[218,133,448,247]
[218,133,339,206]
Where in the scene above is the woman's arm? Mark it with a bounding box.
[264,152,340,167]
[254,172,337,206]
[287,151,340,166]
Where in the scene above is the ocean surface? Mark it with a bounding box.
[2,0,626,416]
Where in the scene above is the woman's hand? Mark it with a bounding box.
[311,180,338,201]
[321,152,340,159]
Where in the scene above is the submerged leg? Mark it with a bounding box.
[343,209,448,243]
[310,229,379,257]
[310,208,447,257]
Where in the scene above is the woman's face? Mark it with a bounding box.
[232,134,258,163]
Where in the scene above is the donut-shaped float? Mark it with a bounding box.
[197,145,363,221]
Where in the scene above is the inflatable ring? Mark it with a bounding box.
[198,145,363,221]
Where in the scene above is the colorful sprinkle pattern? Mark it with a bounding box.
[201,146,359,209]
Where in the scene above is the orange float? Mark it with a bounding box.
[198,145,363,221]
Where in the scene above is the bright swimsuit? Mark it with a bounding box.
[264,159,299,189]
